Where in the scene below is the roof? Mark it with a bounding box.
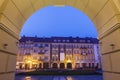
[19,36,99,44]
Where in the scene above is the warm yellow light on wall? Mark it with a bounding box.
[27,60,32,63]
[66,60,72,63]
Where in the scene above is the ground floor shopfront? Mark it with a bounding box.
[16,62,100,70]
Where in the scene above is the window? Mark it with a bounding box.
[80,40,82,42]
[45,44,48,47]
[34,44,38,47]
[40,44,44,47]
[74,50,77,54]
[66,45,72,48]
[25,49,30,55]
[74,40,77,42]
[41,50,44,53]
[74,45,77,48]
[34,49,37,53]
[77,50,79,53]
[69,50,72,53]
[67,40,69,42]
[91,50,93,53]
[52,55,58,61]
[63,40,65,42]
[77,56,79,60]
[54,40,57,42]
[45,50,48,52]
[52,45,58,48]
[58,40,61,42]
[60,45,64,48]
[44,56,48,60]
[82,40,85,43]
[91,45,93,48]
[55,50,58,53]
[88,40,90,43]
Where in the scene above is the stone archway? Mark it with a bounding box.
[52,63,58,69]
[60,63,65,69]
[0,0,120,80]
[67,63,72,69]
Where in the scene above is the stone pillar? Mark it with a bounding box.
[65,63,67,69]
[58,63,60,69]
[41,63,43,69]
[0,23,19,80]
[92,0,120,79]
[99,24,120,80]
[0,1,20,79]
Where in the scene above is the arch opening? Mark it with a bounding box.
[60,63,65,69]
[52,63,58,69]
[0,1,120,80]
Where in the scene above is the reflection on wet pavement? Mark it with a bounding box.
[16,75,103,80]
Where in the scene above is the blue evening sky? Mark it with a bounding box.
[21,6,98,38]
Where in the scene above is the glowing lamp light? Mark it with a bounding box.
[67,76,73,80]
[27,60,32,63]
[25,76,31,80]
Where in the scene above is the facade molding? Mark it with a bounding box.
[0,23,19,40]
[2,13,21,31]
[99,23,120,40]
[102,49,120,55]
[0,49,17,56]
[0,71,15,75]
[103,71,120,74]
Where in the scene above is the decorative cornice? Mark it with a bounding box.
[99,23,120,40]
[0,23,19,40]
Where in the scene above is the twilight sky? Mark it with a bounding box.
[21,6,98,38]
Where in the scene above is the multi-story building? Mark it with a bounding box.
[16,36,101,70]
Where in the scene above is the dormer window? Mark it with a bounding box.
[74,40,77,42]
[88,40,90,43]
[82,40,85,43]
[58,40,61,42]
[63,40,65,42]
[67,40,69,42]
[54,40,57,42]
[80,40,82,42]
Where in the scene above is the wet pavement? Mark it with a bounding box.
[15,75,103,80]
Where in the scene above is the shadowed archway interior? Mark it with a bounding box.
[0,0,120,80]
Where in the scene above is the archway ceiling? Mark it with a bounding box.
[0,0,120,38]
[12,0,109,20]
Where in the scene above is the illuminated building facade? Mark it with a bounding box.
[16,36,101,70]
